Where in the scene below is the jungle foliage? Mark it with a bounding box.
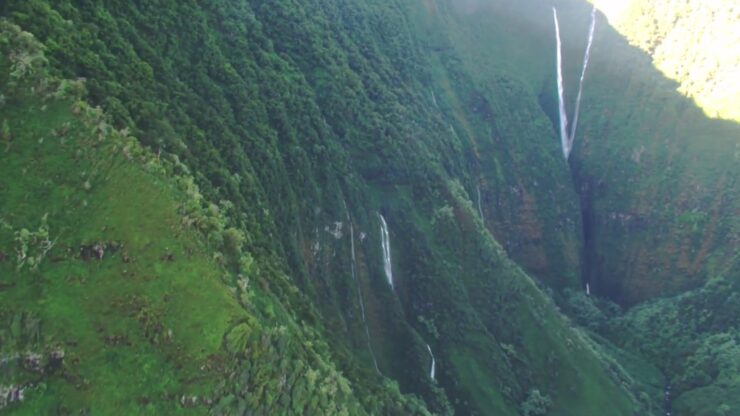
[0,0,737,415]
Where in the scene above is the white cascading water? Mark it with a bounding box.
[552,6,597,160]
[569,6,597,145]
[350,223,382,375]
[552,7,571,159]
[378,214,394,290]
[426,344,436,380]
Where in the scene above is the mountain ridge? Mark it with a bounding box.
[1,0,737,414]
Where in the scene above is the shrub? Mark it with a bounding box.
[521,389,551,416]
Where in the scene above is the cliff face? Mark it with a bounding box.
[0,0,737,414]
[556,1,739,305]
[411,0,739,306]
[0,1,621,413]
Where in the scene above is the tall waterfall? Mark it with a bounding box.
[351,223,381,375]
[569,6,597,145]
[378,214,394,290]
[426,344,436,380]
[552,6,597,160]
[552,8,570,159]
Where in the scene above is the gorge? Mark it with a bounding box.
[0,0,737,415]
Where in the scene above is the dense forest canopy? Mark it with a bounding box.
[0,0,737,415]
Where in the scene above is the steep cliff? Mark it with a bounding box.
[0,0,737,414]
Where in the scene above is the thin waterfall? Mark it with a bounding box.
[552,6,597,160]
[351,223,382,375]
[426,344,436,380]
[378,214,394,290]
[569,6,597,144]
[664,382,673,416]
[552,7,570,159]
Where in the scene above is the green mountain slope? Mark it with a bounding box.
[0,23,431,414]
[592,0,740,122]
[0,1,641,414]
[555,3,739,304]
[0,0,737,414]
[565,275,740,415]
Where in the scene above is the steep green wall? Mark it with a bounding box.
[403,0,583,291]
[0,0,643,414]
[3,0,736,414]
[0,22,432,414]
[553,3,739,304]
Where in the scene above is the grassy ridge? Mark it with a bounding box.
[0,23,432,414]
[0,67,239,414]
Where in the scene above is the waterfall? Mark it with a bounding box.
[476,184,485,223]
[378,214,394,289]
[350,223,381,375]
[664,383,673,415]
[569,7,597,144]
[426,344,436,380]
[586,282,591,296]
[552,7,570,159]
[552,6,597,160]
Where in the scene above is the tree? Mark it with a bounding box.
[521,389,551,416]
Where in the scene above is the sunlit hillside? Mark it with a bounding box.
[592,0,740,121]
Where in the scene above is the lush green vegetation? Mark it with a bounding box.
[592,0,740,121]
[564,275,740,415]
[0,21,431,414]
[543,0,740,305]
[0,0,737,414]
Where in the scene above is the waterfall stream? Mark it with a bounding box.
[552,7,570,159]
[569,6,597,145]
[552,6,597,160]
[378,214,394,290]
[426,344,436,380]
